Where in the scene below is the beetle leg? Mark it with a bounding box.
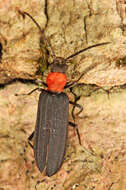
[69,100,83,118]
[69,86,83,118]
[69,121,81,145]
[28,132,34,149]
[36,81,48,88]
[15,87,40,96]
[69,87,83,145]
[15,87,44,96]
[69,102,82,145]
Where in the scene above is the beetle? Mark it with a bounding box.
[18,11,110,176]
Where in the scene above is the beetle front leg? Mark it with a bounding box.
[15,87,43,96]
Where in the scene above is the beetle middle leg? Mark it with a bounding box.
[69,98,83,119]
[69,87,83,145]
[69,100,82,145]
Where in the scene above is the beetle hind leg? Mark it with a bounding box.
[28,131,34,148]
[69,121,81,145]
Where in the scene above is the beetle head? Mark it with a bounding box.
[50,57,68,73]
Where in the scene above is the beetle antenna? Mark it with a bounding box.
[65,62,100,88]
[19,11,56,59]
[65,42,110,61]
[65,42,110,88]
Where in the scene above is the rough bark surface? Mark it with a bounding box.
[0,0,126,190]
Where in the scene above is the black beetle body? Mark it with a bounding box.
[34,90,69,176]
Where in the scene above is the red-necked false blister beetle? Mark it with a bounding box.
[18,11,110,176]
